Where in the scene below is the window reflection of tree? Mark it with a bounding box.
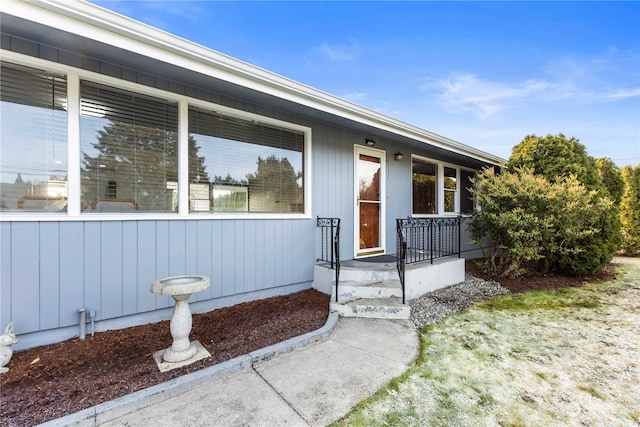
[81,121,209,212]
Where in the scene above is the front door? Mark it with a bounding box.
[355,146,385,257]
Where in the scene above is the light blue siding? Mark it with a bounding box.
[39,222,60,330]
[101,222,123,319]
[1,223,12,329]
[210,221,223,299]
[84,222,102,317]
[59,223,84,327]
[122,221,138,316]
[136,221,157,313]
[155,221,171,309]
[11,223,40,332]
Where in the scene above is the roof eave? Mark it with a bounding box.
[3,0,505,165]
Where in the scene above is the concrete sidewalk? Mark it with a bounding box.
[56,315,418,427]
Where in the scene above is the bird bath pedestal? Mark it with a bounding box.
[150,275,211,372]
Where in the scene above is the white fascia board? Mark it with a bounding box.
[4,0,505,165]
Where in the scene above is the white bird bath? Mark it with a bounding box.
[150,275,211,369]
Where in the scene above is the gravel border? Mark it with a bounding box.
[410,274,510,329]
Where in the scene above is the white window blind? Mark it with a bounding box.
[0,63,68,212]
[188,107,304,213]
[80,82,179,212]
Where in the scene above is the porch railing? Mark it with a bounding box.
[317,217,341,302]
[396,216,463,303]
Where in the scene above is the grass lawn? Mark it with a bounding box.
[335,258,640,427]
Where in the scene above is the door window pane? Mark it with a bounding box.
[359,202,380,249]
[80,82,179,212]
[0,63,68,212]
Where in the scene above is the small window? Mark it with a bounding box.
[0,64,68,212]
[460,169,475,214]
[188,107,304,214]
[412,159,437,214]
[444,166,457,213]
[79,82,179,212]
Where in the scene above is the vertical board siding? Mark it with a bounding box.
[122,221,138,316]
[11,223,40,333]
[0,223,11,329]
[244,220,257,293]
[154,221,171,309]
[39,222,60,330]
[100,222,123,319]
[194,220,213,301]
[263,221,276,290]
[220,222,236,297]
[210,221,223,299]
[233,221,245,294]
[136,221,158,313]
[168,221,186,277]
[83,222,102,318]
[59,223,85,327]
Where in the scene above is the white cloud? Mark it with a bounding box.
[340,91,368,102]
[423,73,551,119]
[314,40,359,62]
[423,50,640,120]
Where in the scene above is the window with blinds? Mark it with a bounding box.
[80,81,179,212]
[0,64,68,212]
[188,107,304,213]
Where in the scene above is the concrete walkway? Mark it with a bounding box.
[44,315,418,427]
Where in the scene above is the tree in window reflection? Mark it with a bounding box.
[245,155,303,213]
[81,121,209,211]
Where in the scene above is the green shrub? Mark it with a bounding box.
[620,165,640,256]
[470,166,612,277]
[470,167,551,277]
[507,134,620,275]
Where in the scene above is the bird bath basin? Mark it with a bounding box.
[150,275,210,367]
[150,275,210,296]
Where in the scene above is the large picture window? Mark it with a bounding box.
[80,82,179,212]
[0,64,68,212]
[188,107,304,213]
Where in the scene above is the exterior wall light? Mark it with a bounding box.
[394,152,404,161]
[365,138,376,146]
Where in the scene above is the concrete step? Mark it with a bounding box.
[334,280,403,302]
[330,297,410,320]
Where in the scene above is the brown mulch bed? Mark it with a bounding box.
[0,261,619,426]
[465,259,618,293]
[0,289,330,427]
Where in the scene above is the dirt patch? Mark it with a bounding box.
[464,259,618,293]
[0,289,329,427]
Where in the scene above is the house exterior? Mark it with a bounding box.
[0,0,504,351]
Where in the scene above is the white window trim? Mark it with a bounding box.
[410,154,466,217]
[1,50,312,221]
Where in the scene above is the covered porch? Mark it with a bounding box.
[313,217,468,319]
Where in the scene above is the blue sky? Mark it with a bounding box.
[91,1,640,167]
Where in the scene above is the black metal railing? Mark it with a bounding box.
[396,216,463,303]
[317,217,341,302]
